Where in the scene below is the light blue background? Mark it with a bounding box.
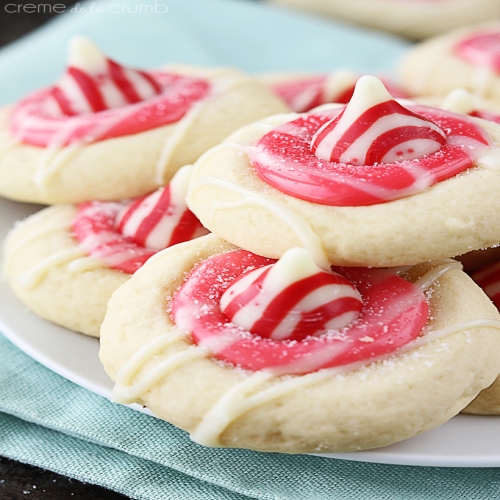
[0,0,410,105]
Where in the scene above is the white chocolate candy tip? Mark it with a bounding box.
[351,75,394,108]
[67,36,107,73]
[441,88,475,114]
[333,69,358,82]
[266,247,323,291]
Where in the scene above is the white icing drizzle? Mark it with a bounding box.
[112,329,207,404]
[462,116,500,170]
[19,247,87,289]
[432,96,500,171]
[3,219,72,274]
[413,259,463,290]
[191,317,500,447]
[475,145,500,171]
[191,370,274,446]
[4,209,112,287]
[31,101,143,188]
[35,143,83,188]
[0,130,20,158]
[154,76,263,186]
[191,116,297,167]
[190,176,330,270]
[67,255,109,273]
[154,100,205,185]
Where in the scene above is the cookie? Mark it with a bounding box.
[187,76,500,268]
[0,37,288,204]
[99,233,500,453]
[399,22,500,100]
[2,166,207,337]
[271,0,500,40]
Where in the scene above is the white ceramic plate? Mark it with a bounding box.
[1,0,498,470]
[2,197,500,467]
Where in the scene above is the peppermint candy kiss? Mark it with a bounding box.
[74,167,208,274]
[10,37,210,147]
[311,75,446,165]
[270,71,408,113]
[220,247,363,341]
[271,71,357,113]
[51,37,162,116]
[116,166,208,250]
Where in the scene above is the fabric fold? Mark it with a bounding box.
[2,333,500,500]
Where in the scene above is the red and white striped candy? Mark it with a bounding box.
[270,71,408,113]
[311,75,446,166]
[220,247,363,341]
[10,37,211,147]
[270,71,356,113]
[49,37,162,116]
[74,167,208,274]
[116,166,208,250]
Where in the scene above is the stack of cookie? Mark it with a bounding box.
[4,32,500,455]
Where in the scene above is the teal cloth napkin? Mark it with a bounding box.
[2,0,498,498]
[3,332,500,499]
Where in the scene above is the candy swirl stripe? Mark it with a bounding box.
[171,251,428,375]
[10,72,211,147]
[471,260,500,309]
[73,204,156,273]
[271,75,354,113]
[250,105,493,206]
[311,101,446,165]
[73,185,205,274]
[54,61,161,115]
[117,187,206,250]
[270,73,408,113]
